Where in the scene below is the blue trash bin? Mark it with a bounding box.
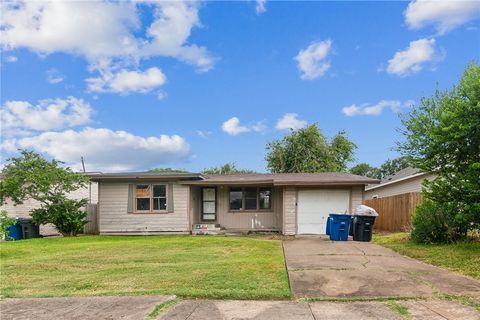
[7,223,22,240]
[326,217,332,235]
[328,214,352,241]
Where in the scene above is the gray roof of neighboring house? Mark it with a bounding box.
[365,167,425,191]
[381,167,420,183]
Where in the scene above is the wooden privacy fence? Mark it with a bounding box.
[84,204,98,234]
[364,192,422,232]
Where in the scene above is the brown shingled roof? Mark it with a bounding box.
[186,172,379,186]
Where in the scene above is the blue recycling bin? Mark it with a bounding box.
[326,216,332,235]
[7,223,22,240]
[328,214,351,241]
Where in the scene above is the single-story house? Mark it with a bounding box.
[364,167,434,199]
[90,172,379,235]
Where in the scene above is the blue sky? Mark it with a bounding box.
[1,1,479,172]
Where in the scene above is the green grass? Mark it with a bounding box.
[145,298,179,320]
[374,233,480,280]
[0,235,290,300]
[385,301,410,318]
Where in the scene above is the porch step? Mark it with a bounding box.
[192,224,224,235]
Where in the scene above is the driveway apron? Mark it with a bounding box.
[282,237,480,298]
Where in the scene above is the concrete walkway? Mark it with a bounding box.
[283,237,480,298]
[158,299,479,320]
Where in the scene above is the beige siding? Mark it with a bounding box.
[190,186,201,225]
[364,174,434,199]
[283,187,297,235]
[350,186,364,212]
[215,186,282,231]
[98,183,189,234]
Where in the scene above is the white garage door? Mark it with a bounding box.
[297,190,350,235]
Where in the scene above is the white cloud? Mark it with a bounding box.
[405,0,480,35]
[294,39,332,80]
[197,130,212,138]
[46,69,64,84]
[86,67,166,94]
[252,121,267,133]
[157,91,168,100]
[222,117,251,135]
[1,97,92,137]
[342,100,414,117]
[1,1,214,94]
[221,117,265,136]
[256,0,267,15]
[5,55,17,63]
[275,113,307,130]
[1,128,190,172]
[386,38,442,77]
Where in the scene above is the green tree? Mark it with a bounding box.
[398,63,480,242]
[266,124,356,173]
[378,157,409,179]
[349,163,381,179]
[149,167,189,173]
[0,210,16,240]
[0,150,89,236]
[202,162,255,174]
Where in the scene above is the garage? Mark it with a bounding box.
[297,190,350,234]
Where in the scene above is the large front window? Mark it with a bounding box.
[135,184,167,213]
[229,187,272,211]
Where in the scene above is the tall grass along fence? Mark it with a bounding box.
[364,192,422,232]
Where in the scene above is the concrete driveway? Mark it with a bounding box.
[283,237,480,298]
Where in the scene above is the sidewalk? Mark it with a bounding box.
[159,299,479,320]
[1,296,478,320]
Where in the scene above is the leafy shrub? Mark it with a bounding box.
[411,200,454,244]
[31,198,88,236]
[0,210,16,240]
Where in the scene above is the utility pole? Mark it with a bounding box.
[81,156,91,204]
[81,156,86,173]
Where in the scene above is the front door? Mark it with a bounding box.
[201,187,216,221]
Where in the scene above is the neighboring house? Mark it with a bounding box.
[364,167,435,199]
[90,172,379,235]
[1,175,99,236]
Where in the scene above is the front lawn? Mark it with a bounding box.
[374,232,480,280]
[0,236,290,300]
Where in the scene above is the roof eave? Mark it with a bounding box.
[273,181,379,186]
[90,174,204,182]
[181,179,274,186]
